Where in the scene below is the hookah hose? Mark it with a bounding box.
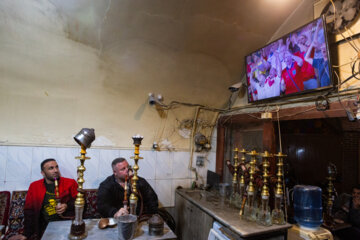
[123,175,128,208]
[136,191,149,223]
[54,178,74,220]
[240,195,247,215]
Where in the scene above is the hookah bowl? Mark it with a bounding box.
[69,128,95,240]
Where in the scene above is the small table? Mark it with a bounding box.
[42,219,177,240]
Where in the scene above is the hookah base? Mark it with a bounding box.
[243,205,257,222]
[229,193,242,209]
[69,222,87,240]
[271,209,285,225]
[256,210,272,226]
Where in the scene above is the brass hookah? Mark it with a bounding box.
[230,148,241,208]
[69,128,95,240]
[129,134,143,215]
[243,150,258,222]
[239,149,248,216]
[271,152,286,225]
[256,151,272,226]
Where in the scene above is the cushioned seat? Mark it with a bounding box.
[83,189,101,219]
[0,191,11,237]
[0,191,10,227]
[3,191,27,240]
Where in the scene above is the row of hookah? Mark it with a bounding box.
[229,148,287,226]
[68,128,143,239]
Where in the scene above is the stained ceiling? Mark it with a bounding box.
[50,0,306,79]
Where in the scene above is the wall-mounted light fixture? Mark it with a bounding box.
[148,93,164,106]
[228,82,243,92]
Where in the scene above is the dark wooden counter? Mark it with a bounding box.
[176,189,291,239]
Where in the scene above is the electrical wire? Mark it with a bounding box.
[334,70,351,115]
[189,107,201,182]
[329,0,360,52]
[332,58,356,68]
[155,100,225,113]
[336,59,360,87]
[274,106,288,222]
[330,2,359,51]
[345,26,360,51]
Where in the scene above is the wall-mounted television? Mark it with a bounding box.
[246,16,333,103]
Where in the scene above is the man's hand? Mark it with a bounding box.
[114,207,129,218]
[55,203,67,215]
[8,234,27,240]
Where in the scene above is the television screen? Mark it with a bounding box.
[246,16,332,103]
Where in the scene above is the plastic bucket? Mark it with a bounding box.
[117,214,137,240]
[293,185,323,229]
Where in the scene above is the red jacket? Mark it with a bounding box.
[24,177,78,239]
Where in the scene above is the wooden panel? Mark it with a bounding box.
[175,192,213,240]
[282,134,342,189]
[190,202,213,240]
[263,121,276,174]
[175,193,189,240]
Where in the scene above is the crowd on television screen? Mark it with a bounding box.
[246,18,330,102]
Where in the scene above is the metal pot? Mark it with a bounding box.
[148,214,164,236]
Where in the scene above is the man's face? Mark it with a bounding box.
[298,34,307,45]
[353,188,360,201]
[41,161,60,182]
[113,161,129,180]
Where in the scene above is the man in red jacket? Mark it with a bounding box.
[9,159,78,240]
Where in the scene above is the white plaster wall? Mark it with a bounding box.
[0,0,230,149]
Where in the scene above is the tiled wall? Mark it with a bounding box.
[0,135,217,207]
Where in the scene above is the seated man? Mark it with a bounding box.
[333,185,360,239]
[97,157,158,218]
[10,159,78,240]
